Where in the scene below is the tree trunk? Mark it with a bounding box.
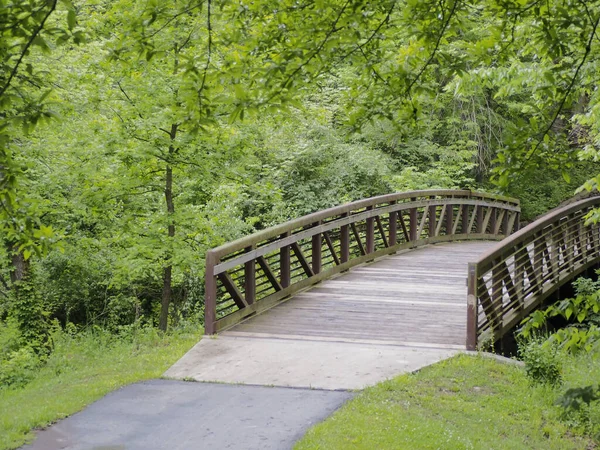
[158,123,178,332]
[8,243,29,284]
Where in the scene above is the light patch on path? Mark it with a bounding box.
[163,334,459,390]
[22,380,352,450]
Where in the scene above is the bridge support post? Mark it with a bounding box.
[466,263,478,350]
[389,203,397,248]
[409,201,417,242]
[244,246,255,305]
[205,251,218,335]
[312,222,322,274]
[341,213,350,266]
[280,232,291,288]
[366,207,375,255]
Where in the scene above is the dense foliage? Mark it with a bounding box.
[1,0,600,395]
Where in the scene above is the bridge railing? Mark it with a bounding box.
[205,189,520,334]
[467,197,600,350]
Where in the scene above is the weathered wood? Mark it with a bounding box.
[280,232,291,289]
[351,222,366,256]
[366,206,375,254]
[244,246,256,305]
[230,241,494,346]
[389,208,398,247]
[375,215,389,248]
[205,251,218,335]
[291,242,314,278]
[409,204,418,241]
[205,190,521,335]
[470,196,600,348]
[218,272,247,310]
[340,214,350,264]
[257,255,283,292]
[312,222,322,274]
[428,204,437,237]
[323,231,341,266]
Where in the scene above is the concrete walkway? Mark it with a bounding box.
[165,241,494,390]
[22,380,352,450]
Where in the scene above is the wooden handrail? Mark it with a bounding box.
[205,189,520,334]
[467,196,600,350]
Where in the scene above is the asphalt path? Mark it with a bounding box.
[22,380,353,450]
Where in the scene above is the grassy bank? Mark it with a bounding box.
[0,326,201,450]
[296,353,599,449]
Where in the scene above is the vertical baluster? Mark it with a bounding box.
[502,209,509,236]
[489,208,497,236]
[445,203,453,236]
[389,201,397,247]
[340,213,349,266]
[428,203,437,238]
[533,233,544,292]
[514,244,524,309]
[491,261,503,327]
[409,199,417,241]
[366,206,375,254]
[462,204,470,234]
[466,263,478,350]
[312,222,322,274]
[244,245,255,305]
[205,251,218,335]
[280,232,290,288]
[476,205,484,234]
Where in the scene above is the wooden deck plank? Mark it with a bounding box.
[226,241,496,347]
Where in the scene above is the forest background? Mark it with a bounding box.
[1,0,600,390]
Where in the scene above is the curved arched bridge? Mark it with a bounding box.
[166,190,600,390]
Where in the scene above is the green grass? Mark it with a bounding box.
[296,353,599,450]
[0,326,201,450]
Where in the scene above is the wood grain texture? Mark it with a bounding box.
[226,241,496,347]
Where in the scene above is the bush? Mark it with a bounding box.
[519,337,563,386]
[0,347,40,389]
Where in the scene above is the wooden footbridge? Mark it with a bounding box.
[166,190,600,389]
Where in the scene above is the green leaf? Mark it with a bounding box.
[67,10,76,31]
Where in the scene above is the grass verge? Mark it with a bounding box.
[0,326,201,450]
[296,353,598,450]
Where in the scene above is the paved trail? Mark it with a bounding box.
[22,380,352,450]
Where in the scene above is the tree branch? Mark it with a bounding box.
[405,0,460,98]
[525,13,600,163]
[0,0,58,98]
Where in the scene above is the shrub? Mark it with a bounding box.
[519,338,563,386]
[0,347,40,389]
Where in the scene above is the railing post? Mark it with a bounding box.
[409,199,417,241]
[428,203,437,238]
[340,213,350,265]
[476,205,484,234]
[244,246,255,305]
[280,232,290,288]
[462,204,470,234]
[502,209,509,236]
[366,207,375,254]
[389,202,398,247]
[490,208,497,236]
[205,250,218,335]
[312,222,322,274]
[446,203,453,236]
[466,263,478,350]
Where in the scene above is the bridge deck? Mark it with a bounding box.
[226,241,494,347]
[165,241,497,390]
